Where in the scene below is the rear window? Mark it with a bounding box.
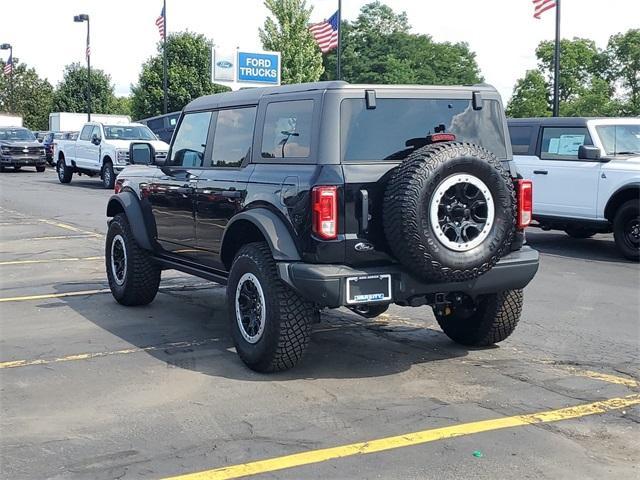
[341,98,507,161]
[508,125,534,155]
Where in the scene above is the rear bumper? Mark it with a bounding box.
[278,246,540,308]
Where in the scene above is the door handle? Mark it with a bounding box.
[222,190,242,199]
[533,170,548,175]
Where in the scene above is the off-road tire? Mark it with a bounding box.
[613,199,640,262]
[384,142,516,282]
[57,158,72,183]
[105,213,161,306]
[227,242,317,372]
[102,161,115,189]
[565,227,596,239]
[435,290,523,346]
[36,165,46,173]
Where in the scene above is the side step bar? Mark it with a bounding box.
[154,255,228,285]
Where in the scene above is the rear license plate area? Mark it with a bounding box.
[346,274,392,304]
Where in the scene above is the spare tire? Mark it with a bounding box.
[383,142,516,282]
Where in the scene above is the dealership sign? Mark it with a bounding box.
[212,49,281,89]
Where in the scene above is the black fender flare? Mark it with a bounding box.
[106,192,154,251]
[222,209,301,262]
[604,182,640,220]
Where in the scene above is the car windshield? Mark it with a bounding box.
[595,124,640,156]
[0,128,36,141]
[341,98,508,161]
[103,125,157,141]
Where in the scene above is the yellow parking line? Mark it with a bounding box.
[0,339,218,369]
[0,256,102,266]
[38,218,103,237]
[0,288,109,303]
[20,234,101,241]
[568,368,638,388]
[162,394,640,480]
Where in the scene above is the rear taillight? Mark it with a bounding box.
[517,179,533,229]
[312,186,338,240]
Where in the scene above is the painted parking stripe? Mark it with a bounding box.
[38,218,103,237]
[18,234,101,241]
[568,368,638,388]
[0,339,218,369]
[161,394,640,480]
[0,256,102,266]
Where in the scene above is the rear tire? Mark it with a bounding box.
[227,242,317,372]
[435,290,523,346]
[564,227,596,239]
[102,161,115,189]
[57,158,72,183]
[613,200,640,262]
[106,213,161,306]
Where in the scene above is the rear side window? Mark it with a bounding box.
[508,126,533,155]
[341,98,507,161]
[261,100,313,159]
[540,127,592,160]
[146,118,163,130]
[79,125,93,141]
[169,111,212,167]
[210,107,257,168]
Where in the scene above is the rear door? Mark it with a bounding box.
[195,106,257,268]
[75,125,93,168]
[147,110,212,257]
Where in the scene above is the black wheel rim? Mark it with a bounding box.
[110,235,127,286]
[235,273,265,343]
[623,217,640,250]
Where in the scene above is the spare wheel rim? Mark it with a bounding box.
[429,173,495,252]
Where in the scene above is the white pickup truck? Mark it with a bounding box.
[508,117,640,261]
[55,121,169,189]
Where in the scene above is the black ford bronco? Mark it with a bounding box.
[105,81,539,372]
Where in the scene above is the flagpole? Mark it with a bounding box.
[9,46,13,114]
[552,0,561,117]
[163,0,168,115]
[336,0,342,80]
[87,18,91,122]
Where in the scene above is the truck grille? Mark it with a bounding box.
[5,146,44,155]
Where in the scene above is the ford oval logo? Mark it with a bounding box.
[354,242,374,252]
[216,60,233,69]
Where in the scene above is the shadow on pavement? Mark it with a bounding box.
[525,229,632,264]
[53,280,469,381]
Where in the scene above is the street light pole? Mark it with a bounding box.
[0,44,13,113]
[74,14,91,122]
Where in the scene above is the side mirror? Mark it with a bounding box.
[578,145,601,161]
[91,134,101,145]
[129,142,156,166]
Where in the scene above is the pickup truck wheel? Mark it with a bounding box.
[102,162,115,189]
[57,159,72,183]
[227,242,317,372]
[435,290,523,346]
[384,142,516,282]
[613,200,640,261]
[36,166,46,173]
[564,227,596,239]
[105,213,161,306]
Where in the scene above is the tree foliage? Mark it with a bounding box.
[321,2,482,86]
[507,30,640,117]
[259,0,324,84]
[131,32,229,120]
[0,60,54,130]
[52,63,118,115]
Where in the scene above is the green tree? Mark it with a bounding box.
[606,29,640,115]
[131,31,229,120]
[52,63,117,115]
[259,0,324,84]
[506,70,551,118]
[111,96,132,117]
[322,2,482,85]
[0,60,54,130]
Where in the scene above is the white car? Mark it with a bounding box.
[55,121,169,189]
[509,117,639,261]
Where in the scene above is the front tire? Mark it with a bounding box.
[613,200,640,261]
[57,159,72,183]
[106,213,161,306]
[227,242,317,372]
[435,290,523,346]
[102,162,115,189]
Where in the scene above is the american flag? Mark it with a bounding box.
[309,10,339,53]
[3,54,12,75]
[156,6,165,39]
[86,45,91,59]
[533,0,556,19]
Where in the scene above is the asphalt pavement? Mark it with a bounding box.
[1,167,638,480]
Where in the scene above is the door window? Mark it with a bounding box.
[79,125,93,141]
[168,111,212,167]
[540,127,592,160]
[209,107,257,168]
[261,100,313,159]
[91,126,102,140]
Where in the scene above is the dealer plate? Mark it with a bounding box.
[346,274,392,304]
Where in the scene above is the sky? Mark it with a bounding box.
[2,0,638,103]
